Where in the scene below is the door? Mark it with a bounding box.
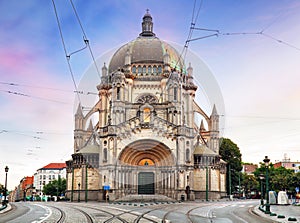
[138,172,154,194]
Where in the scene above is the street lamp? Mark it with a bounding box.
[4,166,9,205]
[78,183,81,202]
[259,174,265,206]
[206,165,209,201]
[263,156,270,214]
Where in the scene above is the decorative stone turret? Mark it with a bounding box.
[140,9,155,37]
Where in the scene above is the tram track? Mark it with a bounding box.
[72,207,95,223]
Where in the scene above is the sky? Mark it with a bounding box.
[1,0,300,190]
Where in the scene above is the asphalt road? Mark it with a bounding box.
[0,200,282,223]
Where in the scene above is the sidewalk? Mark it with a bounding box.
[254,204,300,222]
[0,203,12,214]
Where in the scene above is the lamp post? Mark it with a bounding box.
[238,171,241,198]
[206,165,209,201]
[228,164,232,198]
[259,174,264,206]
[3,166,9,205]
[263,156,270,214]
[78,183,81,202]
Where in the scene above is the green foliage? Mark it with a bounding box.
[242,173,258,197]
[219,138,243,195]
[42,178,66,197]
[254,164,299,195]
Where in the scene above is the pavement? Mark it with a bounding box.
[0,203,12,214]
[253,203,300,223]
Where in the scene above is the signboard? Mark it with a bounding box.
[103,185,110,191]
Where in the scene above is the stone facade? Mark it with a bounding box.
[66,11,226,201]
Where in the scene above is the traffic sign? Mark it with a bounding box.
[103,185,110,190]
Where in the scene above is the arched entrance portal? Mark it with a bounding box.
[118,139,176,198]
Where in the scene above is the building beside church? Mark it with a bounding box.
[66,11,226,201]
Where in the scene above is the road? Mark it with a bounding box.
[0,200,278,223]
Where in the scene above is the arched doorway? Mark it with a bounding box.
[118,139,175,197]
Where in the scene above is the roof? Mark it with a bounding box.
[193,143,217,155]
[22,176,34,189]
[39,163,66,170]
[79,144,100,154]
[243,164,258,174]
[108,12,184,73]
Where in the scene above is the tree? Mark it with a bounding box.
[43,178,66,197]
[254,164,298,196]
[243,173,258,197]
[219,138,243,195]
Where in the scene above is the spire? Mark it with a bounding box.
[87,119,93,131]
[211,104,218,116]
[75,104,84,117]
[187,62,193,77]
[102,63,107,76]
[139,9,155,37]
[200,120,206,131]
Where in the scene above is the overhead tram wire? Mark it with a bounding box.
[0,89,70,104]
[69,0,101,80]
[175,0,204,69]
[0,81,73,93]
[51,0,82,107]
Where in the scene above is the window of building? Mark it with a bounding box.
[103,148,108,162]
[116,87,120,100]
[132,66,136,74]
[49,175,51,180]
[143,66,146,74]
[186,149,190,162]
[158,66,162,74]
[148,66,152,74]
[153,66,157,75]
[138,66,142,74]
[43,175,46,180]
[53,175,55,179]
[138,158,154,166]
[143,108,151,123]
[174,87,178,101]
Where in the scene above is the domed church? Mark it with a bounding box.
[66,11,226,201]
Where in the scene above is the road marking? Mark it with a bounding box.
[33,204,52,223]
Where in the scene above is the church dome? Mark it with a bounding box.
[108,10,184,74]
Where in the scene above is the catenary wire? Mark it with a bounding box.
[51,0,82,107]
[69,0,102,80]
[0,89,70,104]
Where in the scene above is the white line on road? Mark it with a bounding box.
[32,204,52,223]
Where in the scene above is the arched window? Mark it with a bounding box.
[186,149,190,162]
[138,66,142,74]
[143,66,146,74]
[147,66,152,74]
[143,107,151,123]
[132,66,136,74]
[174,87,178,101]
[116,87,120,100]
[153,66,157,75]
[103,148,108,162]
[158,66,162,74]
